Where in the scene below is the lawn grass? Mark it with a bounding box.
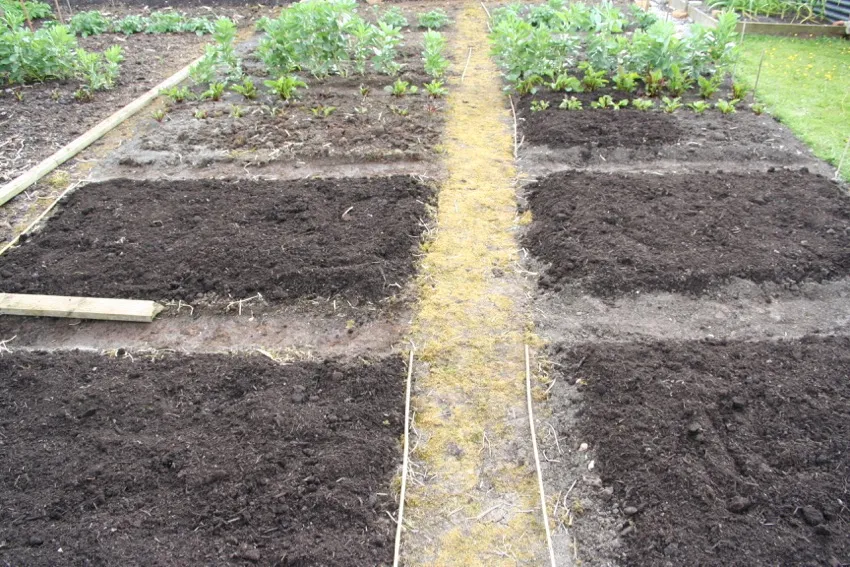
[734,35,850,181]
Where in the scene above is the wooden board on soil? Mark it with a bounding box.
[0,351,403,565]
[523,169,850,296]
[0,176,434,307]
[547,336,850,566]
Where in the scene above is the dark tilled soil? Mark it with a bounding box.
[0,33,207,183]
[551,337,850,567]
[523,169,850,296]
[0,351,403,566]
[0,176,433,304]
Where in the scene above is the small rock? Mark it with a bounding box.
[801,505,825,526]
[601,486,614,500]
[587,460,595,471]
[578,442,589,452]
[236,546,261,562]
[728,496,752,514]
[664,543,679,556]
[624,506,638,516]
[814,524,832,536]
[731,397,746,410]
[27,536,44,547]
[291,393,304,403]
[687,422,702,436]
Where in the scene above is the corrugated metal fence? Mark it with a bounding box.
[825,0,849,22]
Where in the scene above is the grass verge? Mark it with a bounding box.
[735,35,850,181]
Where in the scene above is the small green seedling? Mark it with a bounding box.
[152,107,168,122]
[751,102,766,115]
[716,99,738,114]
[558,95,583,110]
[424,80,448,98]
[631,98,655,111]
[687,100,711,114]
[418,9,450,29]
[386,79,418,97]
[644,69,664,97]
[390,104,409,116]
[666,65,693,97]
[231,78,257,100]
[591,95,628,110]
[731,83,748,100]
[202,82,226,101]
[515,74,544,96]
[310,104,337,118]
[230,104,245,118]
[697,75,721,100]
[661,96,683,113]
[73,88,93,102]
[360,84,370,98]
[264,76,307,101]
[612,70,640,93]
[194,108,208,119]
[162,86,193,103]
[580,64,608,92]
[550,74,582,93]
[530,100,550,112]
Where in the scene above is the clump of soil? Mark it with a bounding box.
[0,351,404,566]
[551,336,850,566]
[523,169,850,296]
[0,176,433,304]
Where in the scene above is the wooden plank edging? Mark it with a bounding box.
[0,293,163,323]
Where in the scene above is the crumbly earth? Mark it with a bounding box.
[547,337,850,567]
[0,176,433,305]
[0,351,404,566]
[523,169,850,296]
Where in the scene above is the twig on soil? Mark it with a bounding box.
[0,335,17,354]
[526,344,557,567]
[836,135,850,181]
[461,47,473,84]
[508,96,519,159]
[392,346,415,567]
[565,478,578,498]
[544,377,557,396]
[480,2,492,32]
[225,293,263,316]
[176,300,194,315]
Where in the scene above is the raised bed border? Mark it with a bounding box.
[668,0,848,37]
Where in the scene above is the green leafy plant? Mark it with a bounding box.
[687,100,711,113]
[359,84,370,98]
[231,78,257,100]
[74,44,123,94]
[550,74,582,93]
[716,98,738,114]
[418,9,451,29]
[193,108,208,119]
[631,98,655,111]
[697,74,721,99]
[731,82,748,100]
[151,107,168,121]
[377,6,408,28]
[422,30,450,78]
[666,64,693,96]
[559,95,583,110]
[113,15,146,35]
[264,75,307,100]
[515,74,544,95]
[310,104,337,118]
[181,17,215,35]
[229,104,245,118]
[661,96,683,113]
[612,69,640,93]
[390,104,409,116]
[643,69,665,97]
[530,99,550,112]
[201,82,226,101]
[591,94,628,109]
[145,11,184,34]
[386,78,418,97]
[751,102,766,115]
[70,11,109,37]
[190,17,241,85]
[0,0,52,20]
[580,64,608,92]
[161,86,193,103]
[424,79,448,98]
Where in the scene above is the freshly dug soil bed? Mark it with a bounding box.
[0,33,208,184]
[524,169,850,296]
[549,336,850,566]
[0,176,433,304]
[0,351,403,566]
[516,90,824,172]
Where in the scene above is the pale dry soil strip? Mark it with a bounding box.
[402,4,549,565]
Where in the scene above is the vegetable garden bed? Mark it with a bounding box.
[0,351,403,565]
[523,169,850,296]
[0,176,433,307]
[546,337,850,565]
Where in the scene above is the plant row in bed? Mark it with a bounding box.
[535,93,762,115]
[490,0,741,101]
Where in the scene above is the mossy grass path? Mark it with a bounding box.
[402,4,547,564]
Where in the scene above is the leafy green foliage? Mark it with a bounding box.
[731,82,748,100]
[580,63,608,92]
[590,94,628,109]
[706,0,825,23]
[145,11,183,34]
[231,78,257,100]
[161,86,193,103]
[612,69,640,93]
[257,0,404,78]
[550,74,582,92]
[377,6,408,28]
[661,96,683,113]
[643,69,665,97]
[385,78,417,97]
[530,99,550,112]
[70,11,109,37]
[631,98,655,110]
[114,15,146,35]
[516,74,544,95]
[559,95,582,110]
[310,104,336,117]
[715,98,738,114]
[417,9,450,30]
[424,79,448,98]
[698,74,721,99]
[0,0,52,21]
[422,30,449,78]
[201,81,226,101]
[666,64,693,96]
[687,100,711,113]
[189,17,241,85]
[750,102,766,115]
[264,75,307,100]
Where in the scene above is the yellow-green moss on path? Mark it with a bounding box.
[401,4,548,565]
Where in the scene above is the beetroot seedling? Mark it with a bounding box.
[731,83,748,100]
[530,100,550,112]
[231,78,257,100]
[580,64,608,92]
[612,70,640,93]
[229,104,246,118]
[715,99,738,114]
[643,69,664,97]
[550,74,582,93]
[661,96,683,113]
[750,102,766,115]
[687,100,710,114]
[264,76,307,101]
[151,107,168,122]
[194,108,208,119]
[310,104,337,118]
[559,96,582,110]
[631,98,655,111]
[162,86,193,103]
[386,79,418,97]
[515,74,543,95]
[698,75,721,100]
[424,80,448,98]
